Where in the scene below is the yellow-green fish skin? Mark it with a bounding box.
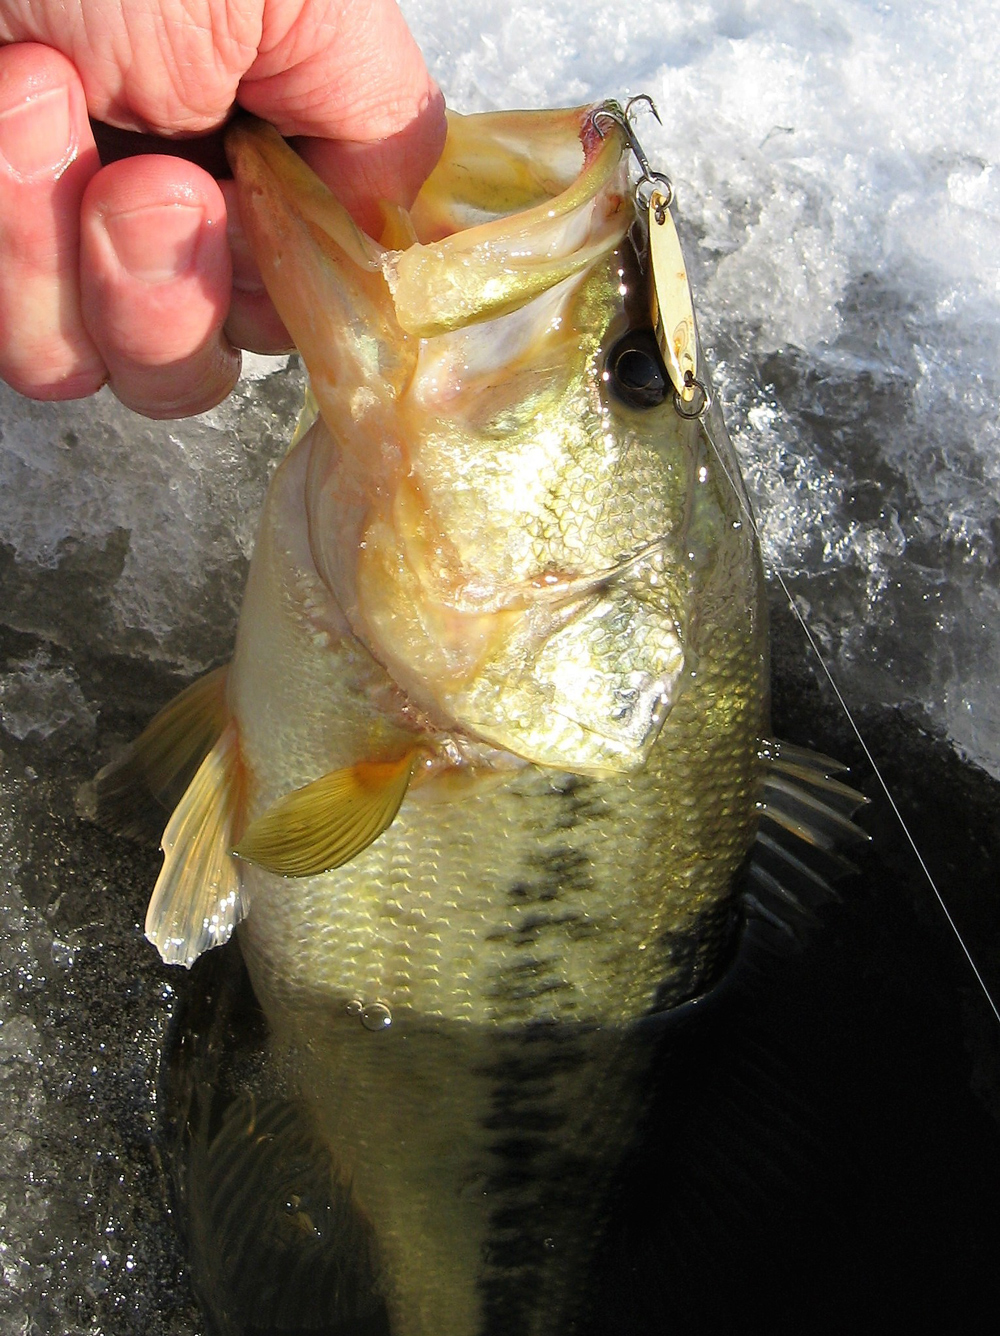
[221,106,768,1335]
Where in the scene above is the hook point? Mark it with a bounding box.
[626,93,662,125]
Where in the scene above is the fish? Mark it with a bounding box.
[89,101,866,1336]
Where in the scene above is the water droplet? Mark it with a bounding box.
[360,1002,392,1032]
[345,999,363,1017]
[50,939,76,969]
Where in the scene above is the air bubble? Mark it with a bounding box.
[360,1002,392,1031]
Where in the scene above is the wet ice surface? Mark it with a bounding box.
[0,363,299,1334]
[0,755,199,1336]
[1,0,999,1331]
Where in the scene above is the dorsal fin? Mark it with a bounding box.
[82,666,230,841]
[234,751,415,878]
[146,720,246,968]
[745,739,870,949]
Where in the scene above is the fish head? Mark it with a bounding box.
[227,106,762,777]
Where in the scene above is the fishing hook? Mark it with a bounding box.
[592,96,712,421]
[590,96,675,211]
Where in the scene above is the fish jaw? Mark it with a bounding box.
[382,109,630,336]
[225,117,416,473]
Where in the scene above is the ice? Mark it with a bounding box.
[1,0,999,1329]
[0,651,97,742]
[0,355,300,674]
[0,360,304,1333]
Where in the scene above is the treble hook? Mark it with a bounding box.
[590,96,674,211]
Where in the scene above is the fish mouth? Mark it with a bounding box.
[383,106,630,336]
[226,110,689,778]
[225,106,630,370]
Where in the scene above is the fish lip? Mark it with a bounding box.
[226,113,416,424]
[224,114,383,273]
[383,105,632,337]
[227,106,633,345]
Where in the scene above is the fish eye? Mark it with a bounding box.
[607,330,669,408]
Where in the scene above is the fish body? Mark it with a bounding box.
[223,106,767,1021]
[99,105,780,1335]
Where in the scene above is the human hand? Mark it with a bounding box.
[0,1,445,417]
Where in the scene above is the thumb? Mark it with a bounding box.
[237,0,446,224]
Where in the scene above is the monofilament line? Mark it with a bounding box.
[705,426,1000,1029]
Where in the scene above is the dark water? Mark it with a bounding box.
[585,602,1000,1333]
[1,595,999,1333]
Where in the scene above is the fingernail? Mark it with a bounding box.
[104,203,205,283]
[0,86,74,180]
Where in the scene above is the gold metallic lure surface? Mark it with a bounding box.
[96,103,776,1336]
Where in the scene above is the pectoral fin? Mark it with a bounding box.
[234,752,415,878]
[146,721,246,968]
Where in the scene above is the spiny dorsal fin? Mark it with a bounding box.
[84,666,229,840]
[146,721,245,968]
[234,751,415,878]
[762,773,870,847]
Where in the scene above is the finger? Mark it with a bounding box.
[294,98,446,238]
[0,43,105,399]
[80,156,240,419]
[239,0,447,222]
[85,130,286,355]
[219,178,292,355]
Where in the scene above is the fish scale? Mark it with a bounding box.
[241,951,663,1336]
[232,631,758,1334]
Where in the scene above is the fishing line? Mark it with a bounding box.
[704,427,1000,1029]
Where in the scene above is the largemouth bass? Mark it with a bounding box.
[92,101,862,1336]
